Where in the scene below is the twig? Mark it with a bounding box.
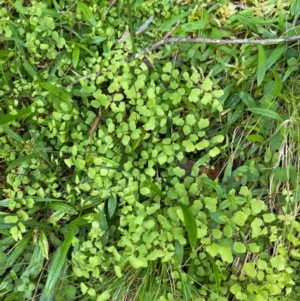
[88,107,109,156]
[64,34,300,86]
[63,71,103,87]
[134,34,300,58]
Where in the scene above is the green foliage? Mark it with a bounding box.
[1,0,300,300]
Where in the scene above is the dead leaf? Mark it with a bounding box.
[118,30,131,43]
[179,159,219,180]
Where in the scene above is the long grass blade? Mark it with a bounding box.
[6,153,39,172]
[40,213,102,300]
[0,107,32,125]
[179,204,197,249]
[77,1,97,27]
[0,125,23,143]
[247,108,283,122]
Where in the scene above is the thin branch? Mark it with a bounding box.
[134,34,300,58]
[63,71,103,86]
[64,34,300,86]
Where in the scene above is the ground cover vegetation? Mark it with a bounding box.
[1,0,300,300]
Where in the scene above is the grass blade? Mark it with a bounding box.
[266,44,286,69]
[13,2,59,17]
[181,21,207,32]
[40,213,102,300]
[107,196,117,218]
[0,125,24,143]
[126,0,136,57]
[210,256,221,293]
[8,24,25,57]
[22,242,44,278]
[3,292,22,300]
[85,36,106,45]
[40,224,77,300]
[179,204,197,249]
[26,196,72,203]
[272,70,282,97]
[144,178,164,199]
[40,83,72,102]
[39,230,49,260]
[75,42,98,58]
[6,229,34,268]
[174,240,184,265]
[48,50,66,81]
[158,12,189,31]
[247,108,283,122]
[77,1,97,27]
[98,156,119,167]
[72,46,80,68]
[23,59,40,80]
[6,153,39,172]
[0,107,32,125]
[44,202,78,215]
[22,221,53,230]
[257,45,266,87]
